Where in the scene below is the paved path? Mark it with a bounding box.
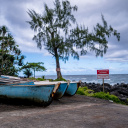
[0,95,128,128]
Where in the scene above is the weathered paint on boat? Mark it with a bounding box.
[0,84,55,106]
[54,82,68,99]
[11,81,35,85]
[34,81,63,99]
[0,81,35,86]
[0,75,10,79]
[0,75,34,86]
[65,82,80,96]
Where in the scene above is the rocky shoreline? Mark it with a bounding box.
[80,82,128,104]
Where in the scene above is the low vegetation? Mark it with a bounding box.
[77,86,94,96]
[76,86,126,105]
[28,76,66,82]
[54,77,67,82]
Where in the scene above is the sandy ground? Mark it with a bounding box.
[0,95,128,128]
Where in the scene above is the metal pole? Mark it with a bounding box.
[103,78,104,92]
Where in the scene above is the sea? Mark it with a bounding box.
[44,74,128,85]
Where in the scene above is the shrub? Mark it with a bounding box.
[36,78,45,81]
[76,86,94,96]
[54,77,67,81]
[28,77,45,81]
[28,77,36,80]
[41,76,45,79]
[47,79,54,81]
[76,87,85,95]
[92,92,121,103]
[76,86,126,105]
[85,89,94,96]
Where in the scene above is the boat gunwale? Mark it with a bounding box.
[0,84,56,87]
[12,84,56,86]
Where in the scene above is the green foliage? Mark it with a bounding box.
[92,92,121,103]
[47,79,54,81]
[28,76,65,81]
[20,62,46,78]
[0,25,25,76]
[76,87,94,96]
[28,77,36,80]
[23,68,32,78]
[76,87,86,95]
[36,78,45,81]
[41,76,45,79]
[28,77,53,81]
[77,86,126,105]
[54,77,67,81]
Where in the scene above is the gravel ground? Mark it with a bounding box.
[0,95,128,128]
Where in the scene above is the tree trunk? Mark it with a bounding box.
[0,54,2,76]
[0,69,2,76]
[56,57,62,79]
[1,43,4,75]
[55,49,62,79]
[34,69,35,78]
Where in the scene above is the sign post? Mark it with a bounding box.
[97,69,109,92]
[103,78,104,92]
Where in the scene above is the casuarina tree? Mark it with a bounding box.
[27,0,120,79]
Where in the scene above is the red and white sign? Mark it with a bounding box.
[97,69,109,79]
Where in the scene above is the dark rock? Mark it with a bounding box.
[104,83,111,88]
[121,84,128,88]
[97,83,100,86]
[80,82,85,87]
[110,91,121,97]
[118,89,128,96]
[110,86,119,92]
[119,97,128,105]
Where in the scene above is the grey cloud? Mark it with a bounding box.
[1,1,27,28]
[0,0,128,64]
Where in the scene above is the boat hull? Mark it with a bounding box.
[65,82,80,96]
[0,84,55,106]
[54,83,68,99]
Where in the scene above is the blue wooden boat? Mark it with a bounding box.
[65,81,81,96]
[0,76,59,106]
[34,81,67,99]
[53,82,68,99]
[0,83,56,106]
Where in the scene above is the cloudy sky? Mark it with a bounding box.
[0,0,128,76]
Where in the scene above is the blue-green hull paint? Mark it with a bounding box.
[54,83,68,99]
[65,83,79,96]
[0,76,35,86]
[0,76,9,79]
[0,82,35,86]
[11,81,35,85]
[0,84,55,106]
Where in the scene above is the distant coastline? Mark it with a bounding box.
[37,74,128,85]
